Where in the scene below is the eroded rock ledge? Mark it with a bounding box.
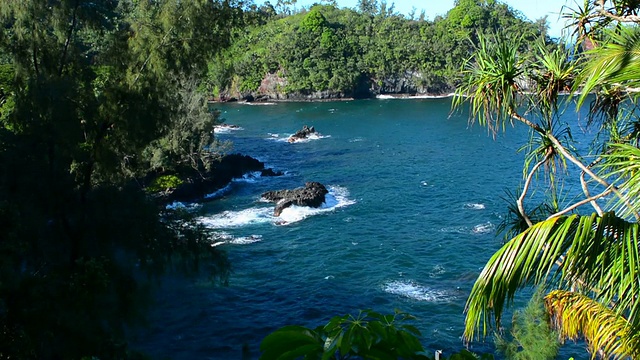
[262,182,329,216]
[160,154,282,203]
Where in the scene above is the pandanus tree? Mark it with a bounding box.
[453,1,640,358]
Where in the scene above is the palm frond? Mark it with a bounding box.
[530,41,576,123]
[576,26,640,108]
[464,214,578,340]
[560,0,602,50]
[545,289,640,359]
[599,142,640,218]
[464,212,640,344]
[452,33,525,135]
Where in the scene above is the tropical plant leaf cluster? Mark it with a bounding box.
[259,309,494,360]
[452,0,640,358]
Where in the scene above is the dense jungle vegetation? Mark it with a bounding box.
[206,0,550,100]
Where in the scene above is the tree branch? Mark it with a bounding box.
[59,0,80,76]
[597,6,640,23]
[545,133,640,221]
[519,148,552,227]
[580,157,604,216]
[549,187,614,218]
[510,111,639,220]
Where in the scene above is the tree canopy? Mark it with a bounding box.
[206,0,549,100]
[0,0,242,357]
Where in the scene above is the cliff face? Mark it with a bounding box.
[219,70,453,102]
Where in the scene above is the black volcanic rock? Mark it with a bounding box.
[288,125,317,143]
[163,154,283,203]
[262,182,329,216]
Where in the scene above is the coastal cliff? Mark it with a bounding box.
[217,69,453,102]
[206,1,545,102]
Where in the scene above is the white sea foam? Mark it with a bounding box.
[429,264,446,277]
[439,221,495,235]
[210,232,263,246]
[472,222,495,234]
[199,207,274,228]
[212,231,234,241]
[233,171,263,183]
[165,202,202,211]
[376,93,456,100]
[242,102,276,106]
[349,137,364,142]
[277,185,355,224]
[266,132,331,143]
[214,124,244,134]
[464,203,485,210]
[383,280,456,302]
[229,235,263,245]
[204,183,233,199]
[201,185,355,228]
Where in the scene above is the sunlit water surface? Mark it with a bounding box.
[134,98,594,359]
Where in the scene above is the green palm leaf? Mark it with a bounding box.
[576,26,640,108]
[464,214,577,340]
[453,33,525,135]
[600,143,640,219]
[464,212,640,354]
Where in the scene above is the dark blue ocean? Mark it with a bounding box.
[134,98,593,359]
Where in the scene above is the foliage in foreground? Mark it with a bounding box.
[0,0,241,358]
[453,0,640,358]
[259,310,494,360]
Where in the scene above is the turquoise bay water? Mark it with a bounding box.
[136,99,592,359]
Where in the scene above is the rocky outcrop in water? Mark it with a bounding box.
[262,181,329,216]
[162,154,283,203]
[288,125,317,143]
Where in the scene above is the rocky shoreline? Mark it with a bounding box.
[155,154,283,204]
[210,92,455,104]
[210,72,454,103]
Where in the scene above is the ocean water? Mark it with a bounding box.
[135,98,593,359]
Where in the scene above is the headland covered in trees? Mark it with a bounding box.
[206,0,552,101]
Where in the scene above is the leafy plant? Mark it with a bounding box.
[453,2,640,357]
[494,289,560,360]
[146,174,183,193]
[260,309,429,359]
[259,310,495,360]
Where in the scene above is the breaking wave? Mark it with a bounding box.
[199,185,356,228]
[383,280,456,302]
[214,124,244,134]
[464,203,485,210]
